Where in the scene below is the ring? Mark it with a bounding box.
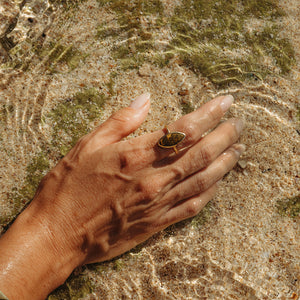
[158,127,186,154]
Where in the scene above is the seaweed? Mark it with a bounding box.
[1,37,87,73]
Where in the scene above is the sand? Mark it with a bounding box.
[0,0,299,299]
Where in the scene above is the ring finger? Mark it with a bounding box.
[159,118,244,177]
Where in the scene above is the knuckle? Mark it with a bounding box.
[118,150,130,170]
[171,165,185,181]
[223,120,240,142]
[227,145,241,161]
[206,106,222,123]
[77,135,89,147]
[137,178,160,199]
[195,175,209,191]
[72,135,91,154]
[182,123,197,143]
[186,200,200,216]
[199,145,214,167]
[61,158,73,171]
[117,145,147,170]
[60,156,76,173]
[110,111,131,131]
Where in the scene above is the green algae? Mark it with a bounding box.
[112,258,125,271]
[0,153,50,228]
[169,0,295,85]
[48,0,87,10]
[50,88,107,157]
[180,99,195,115]
[97,0,165,70]
[0,36,16,54]
[47,268,94,300]
[98,0,164,16]
[19,153,50,201]
[190,202,212,228]
[276,195,300,218]
[97,0,295,86]
[0,87,107,228]
[0,0,86,72]
[0,85,107,293]
[1,38,86,73]
[107,72,118,96]
[36,42,87,73]
[243,0,285,18]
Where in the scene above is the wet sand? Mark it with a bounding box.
[0,0,299,299]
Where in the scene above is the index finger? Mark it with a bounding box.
[129,95,234,162]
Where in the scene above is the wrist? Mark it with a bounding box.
[0,202,81,300]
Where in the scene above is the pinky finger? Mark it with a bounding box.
[157,183,219,229]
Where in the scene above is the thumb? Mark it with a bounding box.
[91,93,151,146]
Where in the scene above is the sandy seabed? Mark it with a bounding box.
[0,0,299,299]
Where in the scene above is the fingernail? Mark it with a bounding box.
[220,95,234,112]
[130,92,151,110]
[233,144,246,156]
[232,118,244,134]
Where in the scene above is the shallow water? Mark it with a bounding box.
[0,0,299,299]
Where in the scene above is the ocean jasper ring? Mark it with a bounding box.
[158,127,186,154]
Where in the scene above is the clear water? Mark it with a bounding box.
[0,1,299,299]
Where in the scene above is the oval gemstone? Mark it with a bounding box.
[158,132,185,148]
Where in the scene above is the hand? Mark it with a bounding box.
[0,93,244,299]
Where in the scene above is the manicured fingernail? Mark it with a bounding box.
[130,92,151,109]
[220,95,234,112]
[234,144,246,156]
[232,118,244,134]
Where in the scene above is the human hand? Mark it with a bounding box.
[32,93,244,263]
[0,93,244,299]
